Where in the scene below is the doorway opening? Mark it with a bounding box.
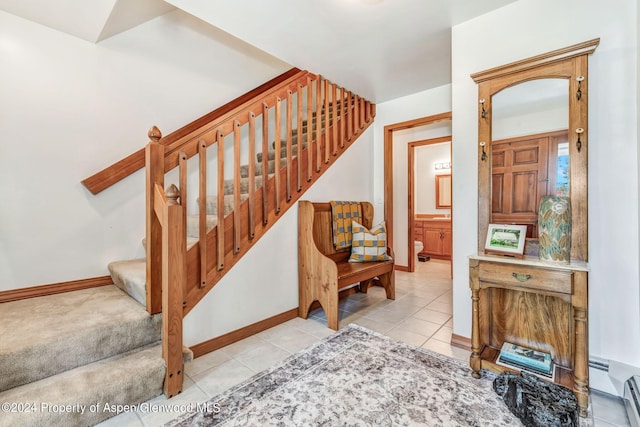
[383,112,452,274]
[409,137,452,274]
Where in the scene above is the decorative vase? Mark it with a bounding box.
[538,196,572,263]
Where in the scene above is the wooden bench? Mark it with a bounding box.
[298,200,395,330]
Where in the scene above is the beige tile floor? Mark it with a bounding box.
[98,259,630,427]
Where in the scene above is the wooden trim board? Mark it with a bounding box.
[0,276,113,303]
[191,308,299,358]
[451,333,472,351]
[471,38,599,83]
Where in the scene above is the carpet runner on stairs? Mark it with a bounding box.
[0,285,192,427]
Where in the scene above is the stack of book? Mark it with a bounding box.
[496,342,555,381]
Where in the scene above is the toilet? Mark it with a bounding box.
[414,241,424,264]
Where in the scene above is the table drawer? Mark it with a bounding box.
[478,262,573,294]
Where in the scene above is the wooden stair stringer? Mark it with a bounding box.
[182,114,375,315]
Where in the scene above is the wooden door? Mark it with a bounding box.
[491,136,549,237]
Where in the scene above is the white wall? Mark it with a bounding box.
[373,85,452,266]
[415,142,451,214]
[0,9,291,291]
[452,0,639,386]
[637,3,640,319]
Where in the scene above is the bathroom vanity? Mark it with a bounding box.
[414,218,451,260]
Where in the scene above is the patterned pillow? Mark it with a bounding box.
[330,201,362,249]
[349,220,391,262]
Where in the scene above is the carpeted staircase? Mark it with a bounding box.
[0,285,192,427]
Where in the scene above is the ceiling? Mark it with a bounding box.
[0,0,517,103]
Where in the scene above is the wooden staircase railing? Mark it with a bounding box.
[145,71,375,397]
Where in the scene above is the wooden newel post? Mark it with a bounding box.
[162,184,185,398]
[146,126,163,314]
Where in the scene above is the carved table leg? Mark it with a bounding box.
[573,271,589,417]
[470,260,482,378]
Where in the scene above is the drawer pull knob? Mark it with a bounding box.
[512,273,532,282]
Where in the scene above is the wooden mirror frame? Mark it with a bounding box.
[435,174,452,209]
[471,38,599,262]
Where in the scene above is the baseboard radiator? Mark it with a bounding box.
[624,376,640,427]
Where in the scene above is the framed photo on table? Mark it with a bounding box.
[484,224,527,258]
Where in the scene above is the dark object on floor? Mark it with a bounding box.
[493,371,579,427]
[418,254,430,262]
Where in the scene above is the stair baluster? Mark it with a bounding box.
[306,78,313,181]
[179,151,188,291]
[315,77,322,172]
[285,90,293,201]
[216,130,225,271]
[274,97,282,214]
[248,112,256,239]
[233,121,242,254]
[354,94,361,133]
[297,84,303,191]
[198,141,207,287]
[324,79,330,164]
[331,83,340,157]
[340,87,345,148]
[347,91,353,142]
[262,103,269,225]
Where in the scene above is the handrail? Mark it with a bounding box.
[82,68,304,195]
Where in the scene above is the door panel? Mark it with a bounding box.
[491,136,549,230]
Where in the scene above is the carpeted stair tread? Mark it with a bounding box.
[256,144,300,163]
[108,258,147,307]
[0,343,165,427]
[240,159,286,178]
[201,193,249,216]
[223,175,266,196]
[240,160,273,178]
[0,285,161,393]
[186,214,218,238]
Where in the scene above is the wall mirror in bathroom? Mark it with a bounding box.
[435,174,451,209]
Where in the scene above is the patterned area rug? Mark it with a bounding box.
[166,325,592,426]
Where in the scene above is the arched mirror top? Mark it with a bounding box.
[492,78,568,141]
[472,38,599,262]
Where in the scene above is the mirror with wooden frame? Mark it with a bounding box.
[472,39,600,262]
[435,174,452,209]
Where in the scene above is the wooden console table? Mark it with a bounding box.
[469,254,589,417]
